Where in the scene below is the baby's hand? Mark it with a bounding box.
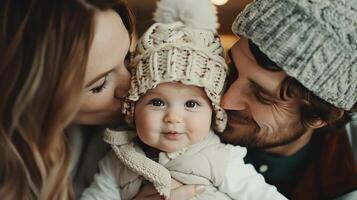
[134,179,205,200]
[170,179,205,199]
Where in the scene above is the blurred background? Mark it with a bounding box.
[128,0,252,51]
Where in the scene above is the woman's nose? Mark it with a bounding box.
[114,85,129,99]
[114,70,131,99]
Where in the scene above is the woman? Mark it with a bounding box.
[0,0,200,199]
[0,0,133,199]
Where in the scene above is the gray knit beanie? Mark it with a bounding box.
[232,0,357,110]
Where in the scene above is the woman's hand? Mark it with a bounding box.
[134,179,205,200]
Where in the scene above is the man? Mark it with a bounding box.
[220,0,357,199]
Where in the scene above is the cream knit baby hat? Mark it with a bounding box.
[123,0,228,132]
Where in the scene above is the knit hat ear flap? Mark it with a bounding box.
[122,99,135,128]
[212,104,227,133]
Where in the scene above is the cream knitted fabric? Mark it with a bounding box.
[123,22,228,132]
[104,129,172,199]
[103,129,232,200]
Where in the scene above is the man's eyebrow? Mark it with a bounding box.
[85,68,115,87]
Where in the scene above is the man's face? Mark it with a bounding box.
[220,37,307,149]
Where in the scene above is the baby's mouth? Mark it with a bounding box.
[163,131,181,135]
[162,131,184,139]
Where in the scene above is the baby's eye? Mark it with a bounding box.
[149,99,165,107]
[185,100,200,108]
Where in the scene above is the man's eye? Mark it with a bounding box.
[250,83,276,105]
[149,99,165,107]
[185,100,200,108]
[90,76,108,94]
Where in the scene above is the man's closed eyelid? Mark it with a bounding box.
[249,81,279,102]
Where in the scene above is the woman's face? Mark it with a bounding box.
[73,10,131,125]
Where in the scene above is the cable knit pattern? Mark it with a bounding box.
[124,22,228,132]
[104,129,172,199]
[232,0,357,110]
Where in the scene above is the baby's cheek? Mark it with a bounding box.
[188,117,211,134]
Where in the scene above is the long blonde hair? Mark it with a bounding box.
[0,0,134,199]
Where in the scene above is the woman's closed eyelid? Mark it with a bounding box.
[88,73,112,94]
[89,77,107,93]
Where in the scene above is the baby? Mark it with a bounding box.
[81,0,286,199]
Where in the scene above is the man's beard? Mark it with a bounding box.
[220,110,306,149]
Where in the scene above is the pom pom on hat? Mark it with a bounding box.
[153,0,219,32]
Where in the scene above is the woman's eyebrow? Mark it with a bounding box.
[85,68,115,87]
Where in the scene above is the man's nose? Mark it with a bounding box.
[221,82,249,111]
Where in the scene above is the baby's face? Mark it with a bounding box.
[135,82,212,153]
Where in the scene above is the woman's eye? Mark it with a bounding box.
[149,99,165,107]
[185,100,199,108]
[90,76,108,94]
